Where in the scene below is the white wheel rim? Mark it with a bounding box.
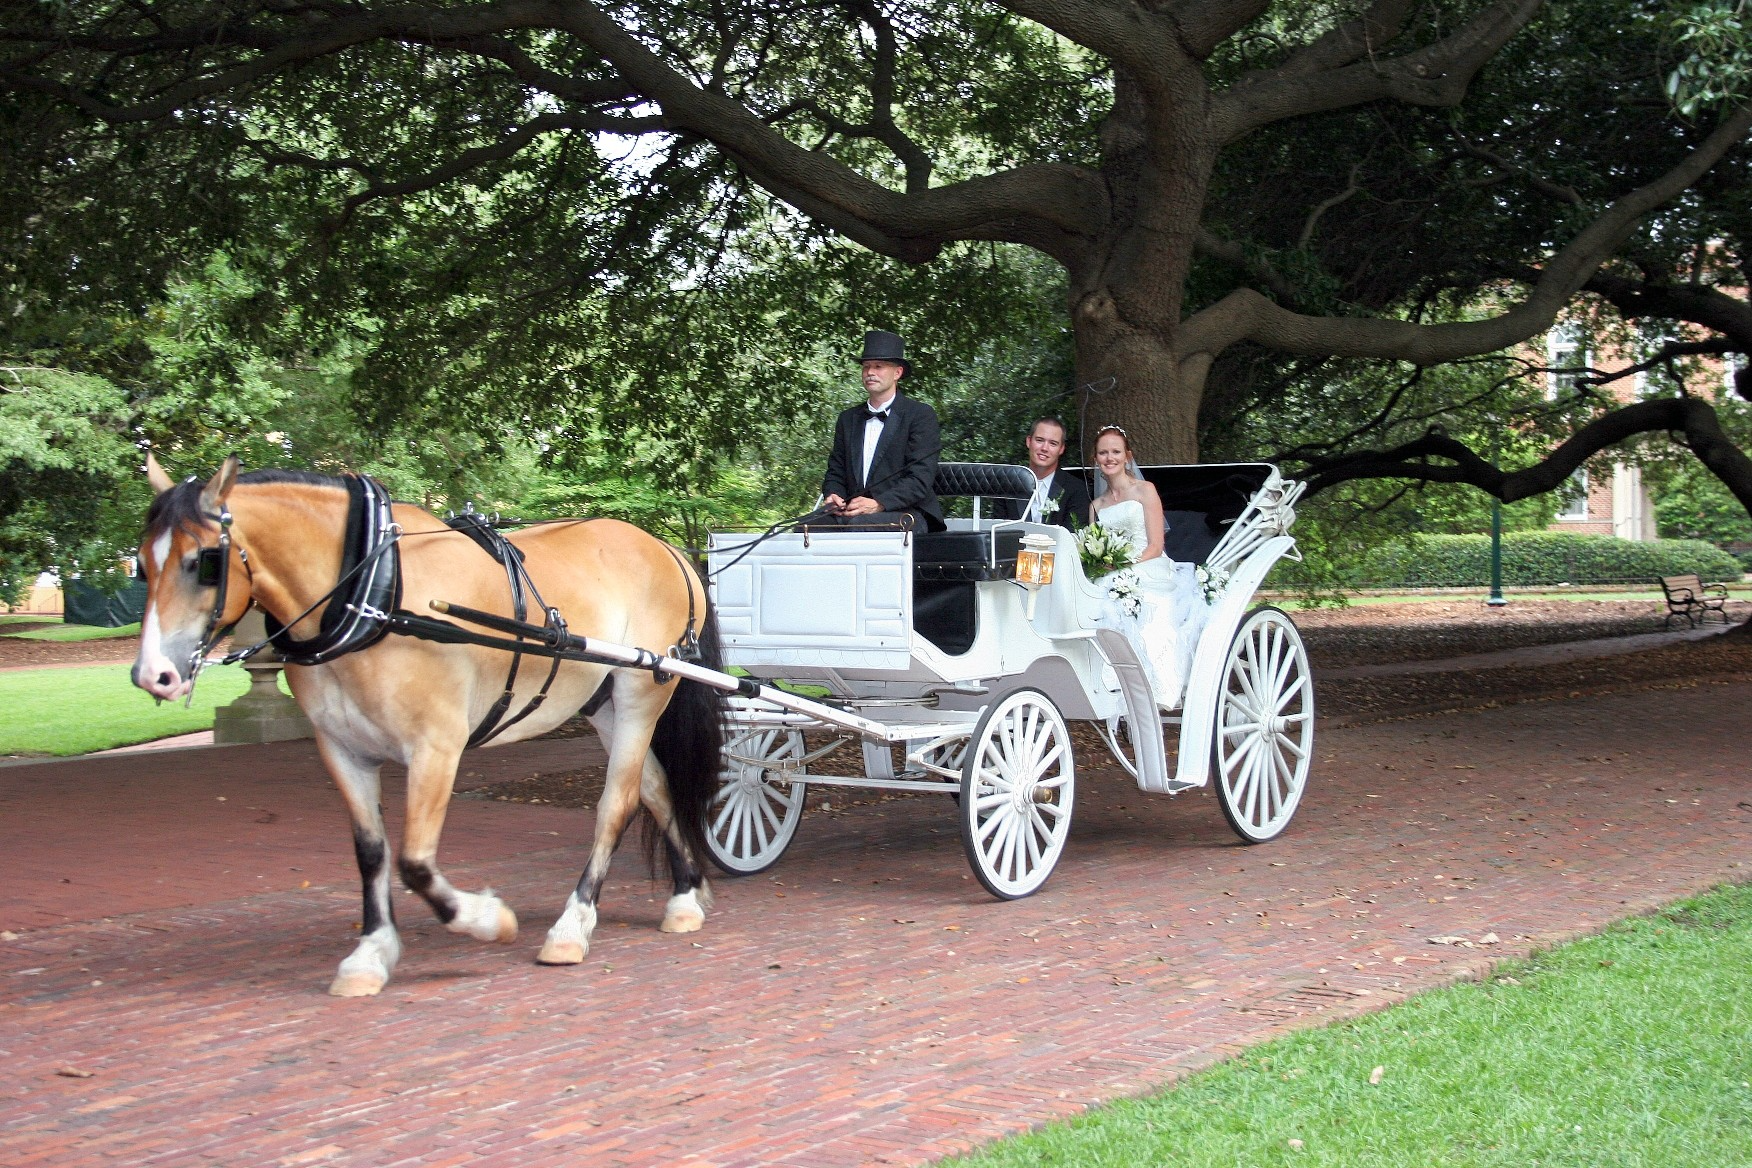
[707,729,806,873]
[962,691,1074,897]
[1216,610,1313,840]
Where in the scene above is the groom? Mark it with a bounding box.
[992,416,1091,530]
[819,330,945,531]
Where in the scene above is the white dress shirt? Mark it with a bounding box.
[1026,471,1053,523]
[860,391,897,487]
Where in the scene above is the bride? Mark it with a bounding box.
[1087,425,1210,708]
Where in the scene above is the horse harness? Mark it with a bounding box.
[202,475,704,739]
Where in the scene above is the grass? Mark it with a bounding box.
[948,882,1752,1168]
[3,620,140,642]
[0,662,254,756]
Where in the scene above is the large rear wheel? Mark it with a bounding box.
[704,728,807,875]
[1212,606,1314,842]
[958,689,1075,899]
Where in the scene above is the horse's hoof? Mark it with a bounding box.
[536,939,586,965]
[329,971,386,997]
[494,905,519,944]
[660,909,705,934]
[660,891,706,934]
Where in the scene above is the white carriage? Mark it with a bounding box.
[702,462,1313,899]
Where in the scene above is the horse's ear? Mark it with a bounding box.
[146,451,176,496]
[198,455,241,515]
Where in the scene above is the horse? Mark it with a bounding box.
[132,454,725,996]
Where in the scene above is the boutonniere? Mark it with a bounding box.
[1039,495,1060,519]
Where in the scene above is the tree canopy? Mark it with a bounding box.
[3,0,1752,562]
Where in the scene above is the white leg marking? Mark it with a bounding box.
[329,927,402,997]
[446,889,518,943]
[661,889,707,934]
[537,893,597,965]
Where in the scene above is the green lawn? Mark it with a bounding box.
[3,620,141,642]
[949,882,1752,1167]
[0,663,254,756]
[1279,588,1752,608]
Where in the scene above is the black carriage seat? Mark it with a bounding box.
[913,463,1037,583]
[910,463,1039,656]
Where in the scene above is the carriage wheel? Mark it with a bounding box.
[1212,606,1314,843]
[958,689,1075,900]
[704,728,807,876]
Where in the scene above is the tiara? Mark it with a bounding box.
[1094,424,1128,437]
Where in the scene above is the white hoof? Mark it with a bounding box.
[538,896,596,966]
[447,890,518,944]
[330,929,400,996]
[660,890,706,934]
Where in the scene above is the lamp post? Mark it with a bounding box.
[1487,496,1507,607]
[1487,428,1506,607]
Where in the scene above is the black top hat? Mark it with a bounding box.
[857,330,910,375]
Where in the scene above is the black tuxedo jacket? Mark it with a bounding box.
[822,393,945,530]
[993,468,1093,530]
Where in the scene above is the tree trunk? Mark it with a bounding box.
[1070,301,1203,465]
[1068,69,1214,467]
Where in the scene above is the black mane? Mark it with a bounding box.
[143,467,349,537]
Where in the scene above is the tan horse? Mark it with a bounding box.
[133,455,724,996]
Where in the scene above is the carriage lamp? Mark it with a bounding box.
[1016,532,1057,619]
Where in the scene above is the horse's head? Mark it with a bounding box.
[133,453,254,700]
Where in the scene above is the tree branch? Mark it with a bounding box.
[1299,396,1752,524]
[1212,0,1546,144]
[1181,103,1752,363]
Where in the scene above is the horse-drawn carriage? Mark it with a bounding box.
[702,462,1314,898]
[131,454,1310,994]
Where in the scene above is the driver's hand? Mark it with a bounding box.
[842,496,883,516]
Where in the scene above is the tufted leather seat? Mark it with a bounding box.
[933,462,1038,501]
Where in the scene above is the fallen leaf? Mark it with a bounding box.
[1478,932,1500,945]
[0,931,17,941]
[55,1067,94,1078]
[1369,1065,1385,1085]
[1427,935,1473,947]
[892,919,915,924]
[1288,1138,1305,1151]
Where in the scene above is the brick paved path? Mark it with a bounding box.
[2,684,1749,1166]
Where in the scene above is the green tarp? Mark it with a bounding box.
[64,579,148,627]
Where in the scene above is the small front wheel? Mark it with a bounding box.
[1212,606,1314,843]
[958,689,1075,899]
[704,728,807,875]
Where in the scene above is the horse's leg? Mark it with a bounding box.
[641,757,712,934]
[320,742,403,997]
[396,744,519,946]
[537,687,649,965]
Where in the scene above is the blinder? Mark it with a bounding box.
[195,545,226,588]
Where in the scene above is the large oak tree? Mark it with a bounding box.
[2,0,1749,488]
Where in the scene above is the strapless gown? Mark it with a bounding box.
[1091,499,1211,708]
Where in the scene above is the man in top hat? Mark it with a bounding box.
[991,416,1091,530]
[820,330,945,531]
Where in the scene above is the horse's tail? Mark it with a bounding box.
[650,599,726,867]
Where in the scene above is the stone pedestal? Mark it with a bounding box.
[213,609,313,745]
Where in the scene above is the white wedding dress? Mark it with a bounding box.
[1092,499,1211,708]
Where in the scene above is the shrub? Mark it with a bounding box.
[1348,532,1744,589]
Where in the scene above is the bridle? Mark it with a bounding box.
[182,501,250,704]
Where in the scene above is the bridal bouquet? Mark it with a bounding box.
[1105,569,1143,617]
[1195,564,1231,604]
[1076,522,1137,579]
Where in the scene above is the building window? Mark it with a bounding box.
[1547,324,1588,400]
[1557,469,1590,520]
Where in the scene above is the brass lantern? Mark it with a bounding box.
[1015,532,1057,618]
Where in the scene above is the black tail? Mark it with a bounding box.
[648,601,726,867]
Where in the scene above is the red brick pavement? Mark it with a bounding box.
[2,684,1749,1166]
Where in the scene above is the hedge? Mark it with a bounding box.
[1348,532,1744,589]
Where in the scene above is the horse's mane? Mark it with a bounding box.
[144,468,349,536]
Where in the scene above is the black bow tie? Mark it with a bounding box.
[866,407,890,423]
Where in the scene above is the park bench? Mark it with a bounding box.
[1659,573,1731,628]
